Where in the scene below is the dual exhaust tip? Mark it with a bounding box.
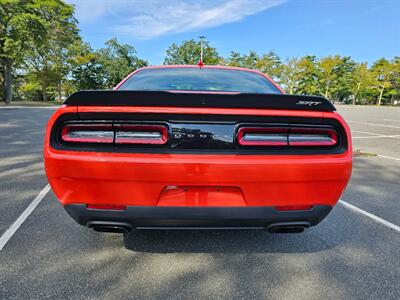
[266,222,310,233]
[88,221,310,234]
[88,221,131,234]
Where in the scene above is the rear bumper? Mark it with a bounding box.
[64,204,332,229]
[46,152,352,207]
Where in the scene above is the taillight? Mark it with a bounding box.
[61,124,114,143]
[237,126,338,147]
[115,124,168,145]
[237,127,288,146]
[60,123,169,145]
[288,127,337,147]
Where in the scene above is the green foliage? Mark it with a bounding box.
[0,0,51,102]
[96,38,148,88]
[226,50,259,69]
[256,51,282,80]
[164,39,221,65]
[70,41,105,90]
[370,58,394,105]
[22,0,78,101]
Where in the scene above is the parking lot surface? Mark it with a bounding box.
[0,105,399,299]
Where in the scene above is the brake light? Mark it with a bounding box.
[289,127,337,147]
[61,124,113,143]
[237,127,288,146]
[115,124,168,145]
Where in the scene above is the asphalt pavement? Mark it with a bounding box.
[0,105,399,299]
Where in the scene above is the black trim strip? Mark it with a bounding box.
[64,90,336,111]
[64,204,333,228]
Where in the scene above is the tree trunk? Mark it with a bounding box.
[353,83,360,106]
[57,80,62,102]
[4,60,12,104]
[41,83,48,102]
[377,87,384,106]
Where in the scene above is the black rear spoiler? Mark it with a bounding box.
[64,90,336,111]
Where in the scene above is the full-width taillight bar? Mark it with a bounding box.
[114,124,168,145]
[237,126,338,147]
[61,123,169,145]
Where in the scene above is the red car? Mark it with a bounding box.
[44,65,352,234]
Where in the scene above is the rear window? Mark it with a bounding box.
[118,67,281,94]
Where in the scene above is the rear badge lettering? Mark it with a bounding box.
[296,101,322,106]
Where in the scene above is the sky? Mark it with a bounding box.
[66,0,400,65]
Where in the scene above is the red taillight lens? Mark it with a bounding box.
[61,124,114,143]
[86,204,127,211]
[288,128,337,147]
[275,205,313,211]
[114,124,168,145]
[238,127,289,146]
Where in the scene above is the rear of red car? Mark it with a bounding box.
[44,66,352,233]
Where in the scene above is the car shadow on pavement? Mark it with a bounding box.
[122,217,341,254]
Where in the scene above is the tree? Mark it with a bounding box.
[23,0,78,101]
[226,50,259,69]
[370,58,394,106]
[255,51,282,80]
[297,55,319,95]
[0,0,48,103]
[316,55,355,102]
[389,57,400,105]
[350,62,371,105]
[280,57,302,94]
[96,38,148,88]
[70,41,104,90]
[164,39,221,65]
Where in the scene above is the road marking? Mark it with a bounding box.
[384,119,400,123]
[377,155,400,161]
[348,121,400,129]
[352,130,400,139]
[0,184,51,251]
[352,135,400,139]
[339,200,400,233]
[352,130,387,136]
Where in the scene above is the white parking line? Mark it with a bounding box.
[351,130,400,138]
[339,200,400,232]
[353,135,400,139]
[377,155,400,161]
[0,184,51,251]
[348,121,400,129]
[384,119,400,123]
[352,130,382,136]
